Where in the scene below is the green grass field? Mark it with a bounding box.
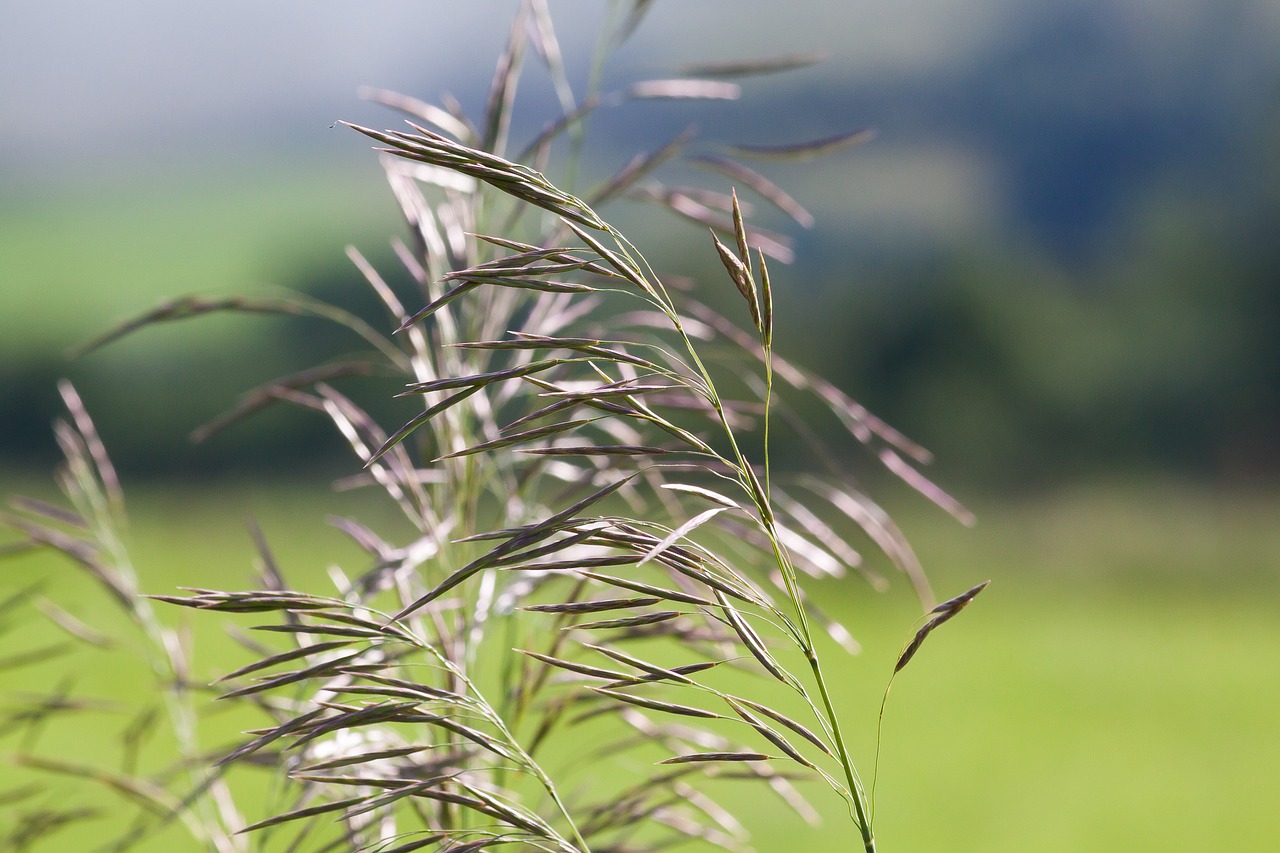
[0,158,397,359]
[3,478,1275,851]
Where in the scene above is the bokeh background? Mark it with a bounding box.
[2,1,1278,850]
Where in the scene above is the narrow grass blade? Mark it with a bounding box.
[879,447,976,526]
[563,221,653,295]
[237,796,367,834]
[13,755,184,818]
[360,86,473,141]
[481,6,529,155]
[213,639,353,684]
[690,153,815,226]
[520,445,669,457]
[34,600,113,648]
[8,497,86,529]
[733,697,832,756]
[396,279,480,330]
[367,385,484,465]
[726,700,817,769]
[589,126,697,207]
[616,0,657,45]
[758,248,773,346]
[727,129,876,161]
[583,643,705,689]
[435,418,595,461]
[628,80,741,101]
[216,709,325,766]
[656,193,793,263]
[191,361,377,445]
[637,508,728,568]
[514,95,601,163]
[216,649,368,700]
[659,483,741,508]
[400,358,580,397]
[72,295,405,369]
[678,50,827,79]
[297,745,430,773]
[372,834,449,853]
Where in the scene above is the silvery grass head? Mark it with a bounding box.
[2,3,985,852]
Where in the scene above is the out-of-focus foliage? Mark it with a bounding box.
[793,182,1280,488]
[3,3,1277,490]
[7,152,1275,489]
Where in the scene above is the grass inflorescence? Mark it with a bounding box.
[2,4,983,851]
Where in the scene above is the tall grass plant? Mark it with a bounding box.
[2,4,981,851]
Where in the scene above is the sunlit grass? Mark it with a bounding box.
[4,479,1274,851]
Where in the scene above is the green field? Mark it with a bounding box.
[3,478,1275,851]
[0,158,397,359]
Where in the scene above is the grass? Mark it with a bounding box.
[6,4,1266,851]
[0,156,396,357]
[4,3,947,842]
[864,588,1279,851]
[4,479,1275,851]
[856,480,1280,851]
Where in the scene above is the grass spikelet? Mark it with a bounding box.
[568,610,683,631]
[758,247,774,347]
[627,79,742,100]
[658,752,771,765]
[590,688,723,721]
[895,581,991,674]
[713,232,760,332]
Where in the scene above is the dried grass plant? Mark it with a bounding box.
[2,3,985,851]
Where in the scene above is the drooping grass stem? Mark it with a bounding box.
[598,220,878,851]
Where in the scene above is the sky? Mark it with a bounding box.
[5,1,1277,236]
[6,0,1278,276]
[2,0,1035,178]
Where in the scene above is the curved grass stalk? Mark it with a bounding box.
[360,115,888,847]
[6,384,245,851]
[607,219,880,852]
[3,6,981,851]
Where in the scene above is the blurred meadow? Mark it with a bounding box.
[3,1,1278,850]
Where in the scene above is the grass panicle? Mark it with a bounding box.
[2,4,980,852]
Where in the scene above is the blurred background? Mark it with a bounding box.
[2,1,1277,850]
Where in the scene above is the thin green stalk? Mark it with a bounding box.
[613,232,877,850]
[759,326,874,849]
[752,516,874,850]
[415,641,593,853]
[763,352,774,497]
[76,499,243,850]
[810,648,876,852]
